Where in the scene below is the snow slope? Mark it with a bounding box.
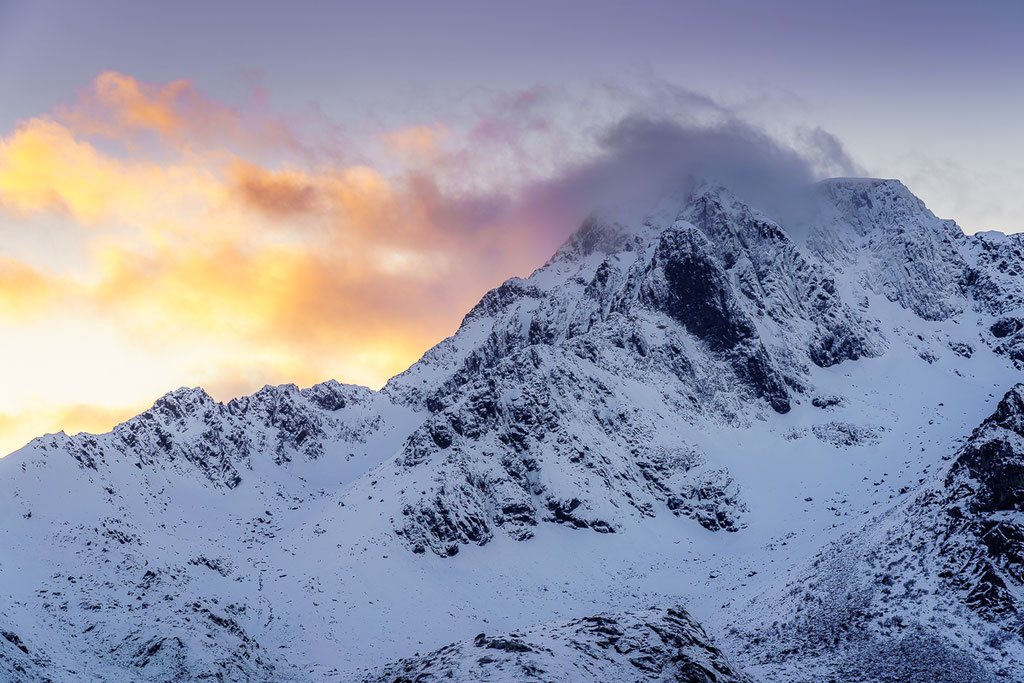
[732,385,1024,682]
[1,177,1022,681]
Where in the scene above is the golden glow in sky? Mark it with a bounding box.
[0,72,556,455]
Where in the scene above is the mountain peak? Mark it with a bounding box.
[816,176,913,196]
[812,177,934,236]
[149,386,217,421]
[549,180,772,265]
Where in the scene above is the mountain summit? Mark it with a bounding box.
[2,178,1023,681]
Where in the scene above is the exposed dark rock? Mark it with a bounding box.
[639,225,791,413]
[812,422,882,447]
[812,395,845,409]
[363,606,752,682]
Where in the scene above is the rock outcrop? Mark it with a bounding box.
[365,606,752,682]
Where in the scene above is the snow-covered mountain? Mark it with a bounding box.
[1,177,1022,681]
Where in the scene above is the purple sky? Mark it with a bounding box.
[2,0,1021,232]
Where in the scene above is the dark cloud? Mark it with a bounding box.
[799,126,866,179]
[437,92,863,259]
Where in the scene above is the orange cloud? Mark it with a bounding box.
[228,161,401,234]
[85,232,469,379]
[85,71,196,136]
[381,124,448,161]
[0,116,222,224]
[230,161,319,217]
[59,71,251,146]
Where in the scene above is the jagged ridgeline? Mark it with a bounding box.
[1,178,1023,682]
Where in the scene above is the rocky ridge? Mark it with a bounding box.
[363,605,752,682]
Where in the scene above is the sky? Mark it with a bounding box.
[0,0,1021,455]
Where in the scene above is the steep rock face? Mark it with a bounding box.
[393,335,748,557]
[682,186,884,369]
[364,606,752,682]
[807,178,1024,333]
[940,385,1024,625]
[989,315,1024,369]
[636,223,791,413]
[808,178,971,321]
[968,230,1024,315]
